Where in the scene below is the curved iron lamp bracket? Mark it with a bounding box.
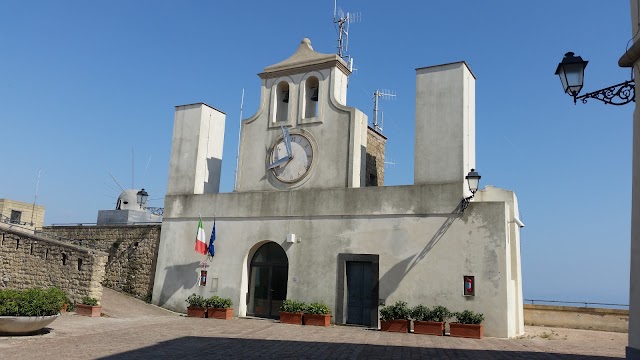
[573,80,635,106]
[461,195,474,213]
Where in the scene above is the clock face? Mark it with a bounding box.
[270,133,314,183]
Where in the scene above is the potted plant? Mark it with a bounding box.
[75,296,102,317]
[279,299,306,325]
[379,301,410,332]
[303,302,331,326]
[450,310,484,339]
[206,295,233,320]
[0,287,66,334]
[412,304,450,336]
[185,294,206,318]
[60,296,73,313]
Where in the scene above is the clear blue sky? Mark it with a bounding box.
[0,1,633,305]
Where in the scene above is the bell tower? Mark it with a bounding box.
[236,38,368,192]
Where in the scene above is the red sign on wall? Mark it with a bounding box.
[200,270,207,286]
[464,275,475,296]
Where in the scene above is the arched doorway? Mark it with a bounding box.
[248,242,288,318]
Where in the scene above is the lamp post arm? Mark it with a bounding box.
[573,80,635,106]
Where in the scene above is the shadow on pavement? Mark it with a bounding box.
[97,336,621,360]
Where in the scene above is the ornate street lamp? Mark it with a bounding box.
[462,169,481,212]
[136,189,149,209]
[466,168,481,194]
[555,52,635,105]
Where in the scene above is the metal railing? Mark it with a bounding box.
[48,221,162,226]
[525,299,629,309]
[0,214,29,226]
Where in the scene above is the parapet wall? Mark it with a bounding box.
[524,304,629,333]
[41,224,161,299]
[0,228,108,303]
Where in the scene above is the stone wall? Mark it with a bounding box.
[0,228,107,303]
[365,127,387,186]
[40,224,161,299]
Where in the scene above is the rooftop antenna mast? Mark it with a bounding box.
[372,89,395,132]
[334,0,360,71]
[30,169,41,227]
[234,88,245,192]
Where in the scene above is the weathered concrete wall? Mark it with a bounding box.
[152,184,522,338]
[0,228,107,303]
[40,225,161,299]
[167,103,226,195]
[414,62,475,199]
[524,304,629,333]
[365,127,386,186]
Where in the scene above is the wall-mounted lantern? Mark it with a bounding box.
[555,52,635,105]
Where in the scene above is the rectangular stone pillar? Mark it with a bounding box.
[414,62,476,198]
[167,103,226,195]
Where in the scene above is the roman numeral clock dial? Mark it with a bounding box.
[268,128,315,184]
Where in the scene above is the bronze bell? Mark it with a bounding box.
[282,90,289,103]
[310,87,319,101]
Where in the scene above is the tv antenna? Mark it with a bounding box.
[333,0,360,71]
[234,88,245,192]
[30,169,42,226]
[384,156,396,168]
[372,89,396,132]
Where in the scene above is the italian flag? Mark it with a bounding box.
[194,218,207,255]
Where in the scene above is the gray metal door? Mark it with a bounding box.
[346,261,373,326]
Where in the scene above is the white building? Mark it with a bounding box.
[152,38,525,338]
[620,1,640,358]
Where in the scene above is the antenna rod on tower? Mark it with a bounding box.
[30,169,41,227]
[234,88,245,192]
[372,89,396,132]
[333,0,359,71]
[108,170,126,192]
[140,155,152,189]
[132,147,134,189]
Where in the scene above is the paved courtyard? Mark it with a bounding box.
[0,289,628,359]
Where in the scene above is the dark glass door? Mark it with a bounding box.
[249,243,289,319]
[270,266,288,317]
[346,261,373,326]
[250,265,270,317]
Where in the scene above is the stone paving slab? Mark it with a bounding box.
[0,289,628,359]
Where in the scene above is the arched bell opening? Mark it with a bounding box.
[276,81,290,122]
[304,76,319,119]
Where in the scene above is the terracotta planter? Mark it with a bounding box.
[413,320,444,336]
[449,323,483,339]
[279,312,303,325]
[75,304,102,317]
[380,319,409,333]
[207,308,233,319]
[303,314,331,326]
[187,306,206,318]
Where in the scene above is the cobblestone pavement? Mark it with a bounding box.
[0,289,628,359]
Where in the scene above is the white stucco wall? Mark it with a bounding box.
[625,1,640,357]
[166,103,226,195]
[414,62,476,198]
[152,184,523,338]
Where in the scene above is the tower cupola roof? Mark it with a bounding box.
[259,38,351,79]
